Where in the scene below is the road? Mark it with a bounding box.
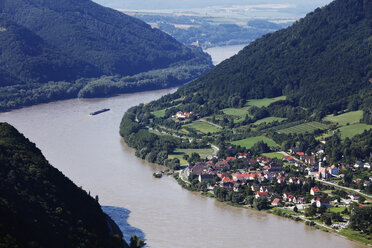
[316,179,372,199]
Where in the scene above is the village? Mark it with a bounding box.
[177,146,372,232]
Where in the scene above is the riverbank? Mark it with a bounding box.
[171,171,372,246]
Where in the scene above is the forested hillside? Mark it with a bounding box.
[120,0,372,168]
[0,17,99,86]
[0,123,128,248]
[0,0,212,111]
[171,0,372,117]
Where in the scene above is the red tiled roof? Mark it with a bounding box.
[311,187,321,193]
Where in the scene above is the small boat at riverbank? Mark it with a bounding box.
[153,172,163,178]
[89,108,110,116]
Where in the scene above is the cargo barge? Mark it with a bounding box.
[89,108,110,116]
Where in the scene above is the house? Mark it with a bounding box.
[272,198,284,207]
[328,165,339,175]
[214,160,231,172]
[311,198,331,208]
[277,178,286,184]
[291,147,300,154]
[283,155,295,162]
[283,192,292,201]
[220,177,234,189]
[187,162,211,176]
[308,167,318,177]
[354,161,364,168]
[226,156,236,162]
[251,184,260,192]
[233,183,241,192]
[237,153,250,159]
[296,152,305,157]
[296,197,306,204]
[255,192,269,199]
[364,181,371,187]
[310,187,321,196]
[349,194,360,201]
[268,165,282,173]
[199,173,215,182]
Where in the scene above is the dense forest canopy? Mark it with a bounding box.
[0,0,211,78]
[0,0,213,111]
[0,122,128,248]
[169,0,372,116]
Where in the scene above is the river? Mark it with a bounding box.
[0,46,367,248]
[205,44,248,65]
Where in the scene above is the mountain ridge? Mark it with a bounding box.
[0,122,129,248]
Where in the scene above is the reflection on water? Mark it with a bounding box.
[102,206,146,244]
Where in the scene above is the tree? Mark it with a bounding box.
[358,195,366,204]
[305,205,317,217]
[129,235,146,248]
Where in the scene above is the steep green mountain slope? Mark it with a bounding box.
[172,0,372,115]
[0,17,99,87]
[0,0,211,77]
[0,122,128,248]
[119,0,372,167]
[0,0,212,111]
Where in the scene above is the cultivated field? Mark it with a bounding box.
[246,96,286,108]
[278,122,329,134]
[151,108,166,118]
[338,124,372,140]
[168,148,214,166]
[254,117,287,125]
[323,111,363,126]
[183,120,221,134]
[262,152,284,159]
[231,136,279,148]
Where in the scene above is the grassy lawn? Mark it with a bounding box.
[231,136,279,149]
[278,122,329,134]
[222,108,249,118]
[329,206,347,213]
[339,228,372,245]
[246,96,286,108]
[168,148,214,166]
[183,120,221,134]
[262,152,284,159]
[338,123,372,140]
[148,129,167,136]
[151,108,167,118]
[254,117,287,125]
[323,111,363,126]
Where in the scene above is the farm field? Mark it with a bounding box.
[222,108,249,118]
[151,108,166,118]
[338,123,372,140]
[262,152,284,159]
[254,117,287,125]
[278,122,329,134]
[168,148,214,166]
[323,111,363,126]
[246,96,286,108]
[184,120,221,134]
[231,136,279,149]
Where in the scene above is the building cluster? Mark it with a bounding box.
[172,111,199,120]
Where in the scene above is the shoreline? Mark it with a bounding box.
[166,168,371,247]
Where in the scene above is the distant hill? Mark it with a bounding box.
[0,0,212,111]
[0,17,99,87]
[173,0,372,116]
[0,122,129,248]
[0,0,211,77]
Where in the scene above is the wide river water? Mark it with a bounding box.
[0,46,367,248]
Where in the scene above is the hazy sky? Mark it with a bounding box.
[94,0,333,12]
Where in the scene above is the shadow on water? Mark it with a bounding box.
[102,206,146,244]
